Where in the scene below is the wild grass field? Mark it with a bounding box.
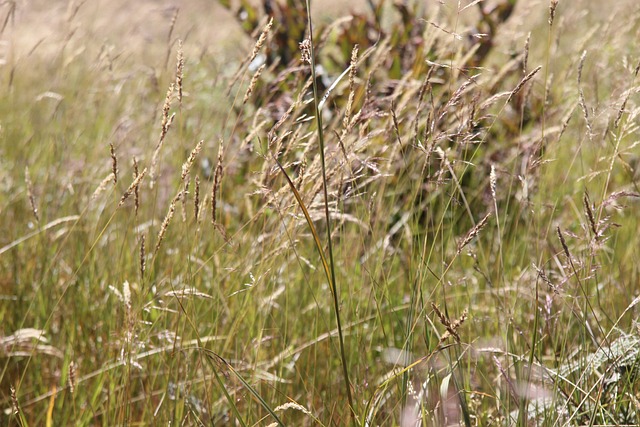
[1,0,640,425]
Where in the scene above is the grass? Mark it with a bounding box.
[1,0,640,425]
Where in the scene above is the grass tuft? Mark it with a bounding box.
[2,0,640,425]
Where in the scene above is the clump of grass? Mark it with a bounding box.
[2,0,640,425]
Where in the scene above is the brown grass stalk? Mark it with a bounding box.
[457,212,492,255]
[391,99,403,153]
[431,303,468,344]
[109,142,118,184]
[507,66,542,102]
[343,44,359,132]
[119,168,147,208]
[250,17,273,64]
[194,175,200,223]
[10,386,19,415]
[175,39,184,106]
[132,157,140,216]
[139,234,146,280]
[154,191,182,257]
[211,141,224,225]
[91,173,115,200]
[556,226,571,259]
[227,16,272,97]
[181,176,189,223]
[549,0,559,27]
[150,83,175,188]
[584,192,598,239]
[181,140,203,182]
[243,63,265,105]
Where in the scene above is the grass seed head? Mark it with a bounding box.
[139,234,146,280]
[211,141,224,225]
[299,39,311,64]
[274,401,312,416]
[250,17,272,64]
[91,173,116,200]
[150,83,176,188]
[614,90,630,128]
[154,191,182,256]
[578,50,587,85]
[68,361,77,394]
[122,280,131,310]
[10,385,19,415]
[194,175,200,222]
[175,39,184,105]
[181,176,189,222]
[132,157,140,215]
[119,168,147,208]
[181,140,203,182]
[457,212,492,255]
[556,226,571,259]
[243,63,265,105]
[432,303,468,344]
[343,44,359,131]
[490,164,497,204]
[509,66,542,101]
[110,142,118,184]
[549,0,559,26]
[25,166,39,223]
[583,192,598,239]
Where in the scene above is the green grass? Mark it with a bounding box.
[1,0,640,425]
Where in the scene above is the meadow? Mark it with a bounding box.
[1,0,640,425]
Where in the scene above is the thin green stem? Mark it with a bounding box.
[304,1,356,424]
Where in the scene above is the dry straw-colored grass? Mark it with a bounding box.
[2,0,640,425]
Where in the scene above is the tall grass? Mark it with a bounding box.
[1,0,640,425]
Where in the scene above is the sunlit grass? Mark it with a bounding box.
[1,1,640,426]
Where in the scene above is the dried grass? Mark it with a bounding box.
[211,141,224,225]
[24,166,39,223]
[5,1,640,425]
[118,168,147,208]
